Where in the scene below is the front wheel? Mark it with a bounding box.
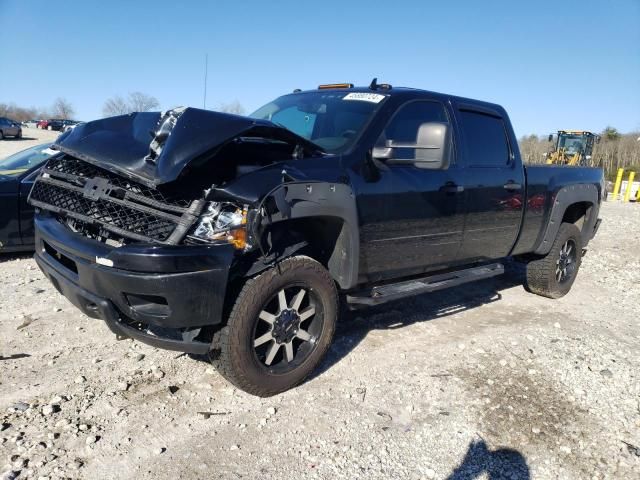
[524,222,582,299]
[211,256,338,396]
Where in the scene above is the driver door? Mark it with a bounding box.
[357,100,466,280]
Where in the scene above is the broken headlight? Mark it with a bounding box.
[190,202,249,249]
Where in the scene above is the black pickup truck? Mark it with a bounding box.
[29,82,604,396]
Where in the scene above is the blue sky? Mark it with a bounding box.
[1,0,638,136]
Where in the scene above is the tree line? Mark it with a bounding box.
[1,93,246,122]
[518,127,640,180]
[0,98,75,123]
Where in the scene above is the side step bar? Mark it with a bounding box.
[346,262,504,307]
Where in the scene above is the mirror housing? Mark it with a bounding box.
[371,145,394,160]
[548,134,554,142]
[372,122,449,169]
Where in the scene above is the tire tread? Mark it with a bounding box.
[525,222,582,299]
[212,256,337,397]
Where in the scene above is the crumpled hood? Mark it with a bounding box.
[54,107,318,187]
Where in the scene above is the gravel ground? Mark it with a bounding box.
[1,196,639,478]
[0,128,60,158]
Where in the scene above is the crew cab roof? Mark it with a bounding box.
[289,85,507,116]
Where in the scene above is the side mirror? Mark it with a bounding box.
[373,123,449,169]
[548,134,553,142]
[371,145,394,161]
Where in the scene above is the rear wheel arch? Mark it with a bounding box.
[534,184,599,255]
[562,201,593,232]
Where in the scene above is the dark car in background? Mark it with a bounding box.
[37,119,65,131]
[47,119,64,131]
[0,143,57,252]
[0,117,23,139]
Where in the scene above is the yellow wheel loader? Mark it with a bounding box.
[545,130,600,166]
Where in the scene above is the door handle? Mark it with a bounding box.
[503,181,522,190]
[441,184,464,193]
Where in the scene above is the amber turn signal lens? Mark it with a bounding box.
[228,228,247,250]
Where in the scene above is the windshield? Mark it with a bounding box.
[0,144,57,177]
[558,134,585,154]
[250,91,387,153]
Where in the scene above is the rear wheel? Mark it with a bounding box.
[524,222,582,298]
[211,256,338,396]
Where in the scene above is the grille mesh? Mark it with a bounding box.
[45,156,190,207]
[30,155,194,244]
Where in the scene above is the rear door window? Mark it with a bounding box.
[458,110,510,167]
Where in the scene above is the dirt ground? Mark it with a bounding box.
[1,132,639,479]
[0,128,60,158]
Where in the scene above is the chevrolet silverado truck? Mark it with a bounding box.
[28,81,604,396]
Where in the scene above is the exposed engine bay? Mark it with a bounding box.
[28,107,327,250]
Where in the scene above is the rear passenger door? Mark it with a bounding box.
[456,105,525,262]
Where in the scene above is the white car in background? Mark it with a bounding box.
[62,120,82,132]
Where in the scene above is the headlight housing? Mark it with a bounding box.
[189,202,249,249]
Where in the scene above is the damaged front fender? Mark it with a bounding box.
[244,180,360,289]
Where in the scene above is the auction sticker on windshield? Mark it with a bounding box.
[343,92,386,103]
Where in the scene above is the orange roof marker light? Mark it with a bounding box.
[318,83,354,89]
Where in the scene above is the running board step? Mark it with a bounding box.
[346,262,504,306]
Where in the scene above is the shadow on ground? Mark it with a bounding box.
[313,262,526,379]
[445,439,530,479]
[1,136,38,141]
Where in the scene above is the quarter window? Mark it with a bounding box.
[458,110,510,167]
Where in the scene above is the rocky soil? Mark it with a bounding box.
[1,201,639,480]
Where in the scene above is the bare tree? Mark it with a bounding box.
[52,97,75,119]
[0,103,39,122]
[102,96,130,117]
[128,92,160,112]
[217,100,245,115]
[102,92,160,117]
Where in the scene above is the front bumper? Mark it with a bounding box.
[34,214,235,353]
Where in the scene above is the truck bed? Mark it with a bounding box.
[513,165,604,256]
